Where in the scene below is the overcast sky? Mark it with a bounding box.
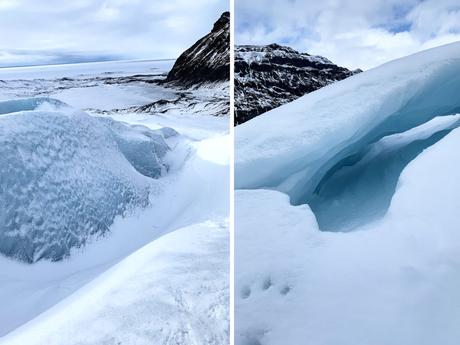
[0,0,227,67]
[236,0,460,70]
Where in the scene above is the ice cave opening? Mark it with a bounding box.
[296,115,460,232]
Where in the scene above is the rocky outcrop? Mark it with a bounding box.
[165,12,230,87]
[235,44,361,124]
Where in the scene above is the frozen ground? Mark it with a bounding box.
[0,60,229,343]
[236,42,460,344]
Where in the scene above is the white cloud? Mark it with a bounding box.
[236,0,460,70]
[0,0,228,67]
[0,0,19,10]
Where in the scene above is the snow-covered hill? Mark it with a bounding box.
[235,44,360,124]
[236,41,460,345]
[0,56,229,342]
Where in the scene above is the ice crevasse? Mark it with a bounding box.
[0,98,174,263]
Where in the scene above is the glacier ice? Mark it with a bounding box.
[308,114,460,231]
[97,117,170,179]
[0,98,172,263]
[236,41,460,231]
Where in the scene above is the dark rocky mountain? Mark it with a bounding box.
[235,44,361,124]
[165,12,230,87]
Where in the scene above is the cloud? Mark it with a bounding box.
[0,0,228,67]
[236,0,460,70]
[0,49,120,68]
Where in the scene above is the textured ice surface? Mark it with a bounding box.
[0,98,171,263]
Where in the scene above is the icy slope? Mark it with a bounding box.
[1,221,229,345]
[0,98,172,263]
[236,126,460,345]
[236,41,460,207]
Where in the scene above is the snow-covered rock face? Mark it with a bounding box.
[0,98,172,263]
[234,44,359,124]
[165,12,230,87]
[236,42,460,232]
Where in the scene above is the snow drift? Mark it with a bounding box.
[1,221,229,345]
[236,139,460,345]
[0,98,173,263]
[236,42,460,231]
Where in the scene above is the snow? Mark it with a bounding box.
[52,85,165,110]
[0,59,229,341]
[235,41,460,345]
[0,61,229,117]
[236,136,460,344]
[236,44,332,66]
[0,60,179,112]
[108,106,229,141]
[0,59,174,81]
[1,221,229,345]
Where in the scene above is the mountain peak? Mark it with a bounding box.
[212,11,230,32]
[235,43,360,124]
[165,12,230,87]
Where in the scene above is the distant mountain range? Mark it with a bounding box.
[235,44,361,124]
[166,12,230,87]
